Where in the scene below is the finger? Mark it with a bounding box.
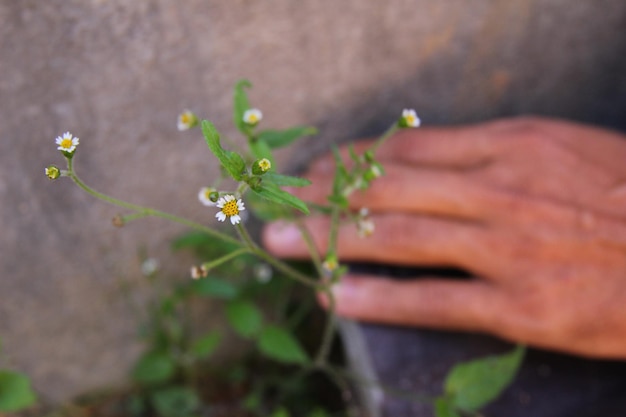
[309,122,505,173]
[319,274,503,333]
[263,214,491,275]
[297,164,495,220]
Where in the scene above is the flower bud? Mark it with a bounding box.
[45,165,61,180]
[177,110,198,131]
[112,215,125,227]
[398,109,421,128]
[243,108,263,126]
[363,163,384,181]
[252,158,271,175]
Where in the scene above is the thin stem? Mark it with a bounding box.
[295,218,324,277]
[235,223,320,289]
[201,248,251,270]
[314,284,336,366]
[368,123,399,155]
[66,157,241,247]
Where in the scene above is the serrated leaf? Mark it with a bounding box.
[226,300,263,338]
[234,79,253,134]
[445,345,525,412]
[150,386,199,417]
[258,126,318,149]
[258,325,309,365]
[191,332,221,359]
[131,351,176,385]
[201,120,246,180]
[263,173,311,187]
[0,371,37,412]
[251,183,309,214]
[190,277,238,299]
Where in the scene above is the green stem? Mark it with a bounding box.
[295,218,324,277]
[314,284,337,366]
[201,248,250,270]
[66,157,242,247]
[369,123,399,155]
[235,223,319,289]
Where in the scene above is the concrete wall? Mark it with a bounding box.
[1,0,625,402]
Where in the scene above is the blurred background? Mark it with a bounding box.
[1,0,625,403]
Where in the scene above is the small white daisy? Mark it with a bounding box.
[177,110,198,131]
[56,132,79,153]
[243,108,262,126]
[215,194,245,225]
[401,109,421,128]
[357,218,375,238]
[198,187,217,206]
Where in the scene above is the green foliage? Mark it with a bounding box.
[258,126,318,149]
[191,332,221,359]
[435,345,525,416]
[132,351,177,385]
[226,299,264,338]
[190,277,238,299]
[150,386,200,417]
[233,79,253,135]
[258,325,310,365]
[201,120,246,181]
[251,182,310,214]
[0,370,37,412]
[263,172,312,187]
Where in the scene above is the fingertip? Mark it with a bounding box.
[261,221,303,255]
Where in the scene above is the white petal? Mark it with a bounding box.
[216,212,226,222]
[230,215,241,225]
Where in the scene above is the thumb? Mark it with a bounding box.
[320,274,502,333]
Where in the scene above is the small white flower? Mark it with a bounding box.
[215,194,245,225]
[198,187,217,206]
[357,218,375,238]
[190,265,208,280]
[177,110,198,131]
[141,258,160,276]
[243,108,262,126]
[401,109,421,128]
[56,132,79,153]
[254,263,273,283]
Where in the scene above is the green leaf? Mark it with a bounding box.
[257,126,318,149]
[191,332,221,359]
[263,172,311,187]
[445,345,525,412]
[434,397,461,417]
[270,407,290,417]
[247,190,291,221]
[201,120,246,181]
[251,183,309,214]
[226,300,263,338]
[257,325,309,365]
[0,371,37,412]
[131,351,176,385]
[249,138,274,166]
[191,277,238,299]
[234,79,253,134]
[150,386,200,417]
[307,408,330,417]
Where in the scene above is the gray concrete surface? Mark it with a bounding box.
[1,0,625,404]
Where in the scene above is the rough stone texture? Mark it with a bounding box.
[1,0,625,405]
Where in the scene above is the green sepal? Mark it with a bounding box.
[263,172,311,187]
[201,120,246,181]
[444,345,525,412]
[257,126,318,149]
[251,182,309,214]
[233,79,253,135]
[257,325,310,365]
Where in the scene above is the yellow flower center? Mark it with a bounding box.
[259,159,271,171]
[60,138,73,149]
[181,113,191,123]
[405,115,416,124]
[222,200,239,217]
[248,114,258,123]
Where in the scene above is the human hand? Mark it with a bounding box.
[263,117,626,359]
